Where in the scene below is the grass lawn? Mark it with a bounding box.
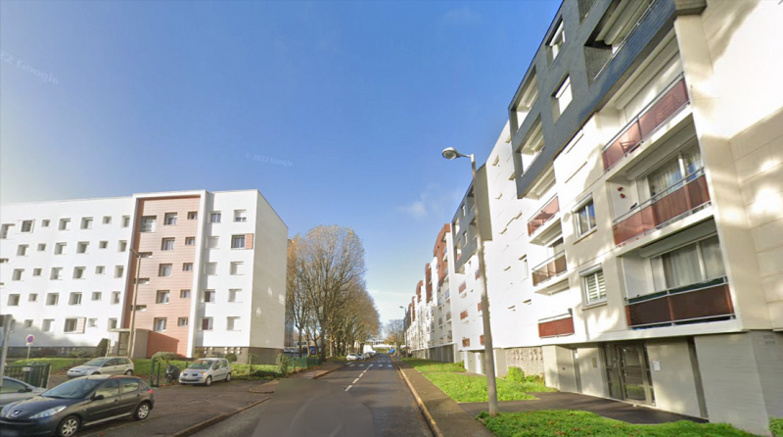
[478,410,760,437]
[403,358,467,373]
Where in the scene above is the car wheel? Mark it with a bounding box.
[92,372,100,375]
[56,415,80,437]
[225,372,231,382]
[133,401,152,421]
[125,370,133,375]
[204,376,212,386]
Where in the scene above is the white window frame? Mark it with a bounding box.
[161,238,175,251]
[158,264,173,277]
[153,318,167,332]
[574,195,596,237]
[164,213,177,226]
[156,290,170,304]
[581,265,606,305]
[231,235,246,249]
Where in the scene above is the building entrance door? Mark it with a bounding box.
[604,343,655,405]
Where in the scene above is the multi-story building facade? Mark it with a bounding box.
[402,0,782,434]
[0,189,287,364]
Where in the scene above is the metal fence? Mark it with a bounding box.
[289,355,321,372]
[3,363,51,388]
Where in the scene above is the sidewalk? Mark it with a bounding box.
[79,360,345,437]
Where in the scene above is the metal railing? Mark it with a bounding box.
[527,196,560,236]
[531,252,567,286]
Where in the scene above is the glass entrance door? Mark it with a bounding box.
[604,343,655,405]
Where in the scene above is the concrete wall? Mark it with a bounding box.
[575,346,605,398]
[502,346,545,378]
[646,339,703,418]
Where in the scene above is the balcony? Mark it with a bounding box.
[531,252,567,286]
[602,77,689,171]
[458,282,467,294]
[460,310,468,320]
[446,312,451,321]
[538,315,574,338]
[613,170,710,246]
[626,277,733,329]
[527,196,559,236]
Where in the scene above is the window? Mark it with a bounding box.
[158,264,173,277]
[46,293,59,305]
[37,243,46,251]
[553,76,573,119]
[156,290,170,304]
[77,242,89,254]
[118,241,127,252]
[24,320,33,328]
[115,266,124,278]
[50,267,63,280]
[647,145,703,198]
[574,197,596,236]
[69,292,82,305]
[201,317,213,330]
[88,318,98,328]
[42,319,54,332]
[64,318,80,333]
[227,317,240,331]
[103,216,112,225]
[178,317,188,326]
[210,212,221,223]
[161,238,175,251]
[0,224,12,238]
[548,20,565,60]
[658,236,725,290]
[231,235,245,249]
[0,258,6,264]
[41,219,50,227]
[133,305,147,312]
[521,255,529,280]
[187,211,198,220]
[205,262,217,276]
[33,268,42,277]
[81,217,93,229]
[92,291,102,301]
[55,242,66,254]
[183,263,193,272]
[12,269,23,281]
[140,216,157,232]
[234,210,247,222]
[228,289,242,303]
[582,268,606,304]
[153,318,167,332]
[99,241,108,249]
[108,318,118,329]
[207,236,219,249]
[7,294,20,306]
[17,245,28,256]
[95,266,105,275]
[20,220,33,232]
[203,289,216,303]
[185,237,195,246]
[230,261,244,275]
[111,291,121,304]
[59,218,70,230]
[73,266,85,279]
[180,289,191,298]
[28,293,38,302]
[164,213,177,225]
[122,216,130,227]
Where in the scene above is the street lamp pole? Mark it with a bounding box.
[442,147,498,417]
[127,248,142,359]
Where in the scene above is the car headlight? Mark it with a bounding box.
[30,406,67,419]
[2,403,17,417]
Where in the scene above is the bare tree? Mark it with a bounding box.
[385,319,405,350]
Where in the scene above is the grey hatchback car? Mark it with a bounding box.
[66,357,134,379]
[0,375,154,437]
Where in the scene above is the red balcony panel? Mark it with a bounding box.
[460,310,468,320]
[527,196,560,236]
[603,77,689,170]
[458,282,467,293]
[474,270,481,280]
[626,281,733,328]
[538,316,575,338]
[613,174,710,246]
[531,253,567,286]
[477,302,482,312]
[462,338,471,347]
[480,335,485,346]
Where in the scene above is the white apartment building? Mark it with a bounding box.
[0,189,287,364]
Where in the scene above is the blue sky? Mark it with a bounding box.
[1,0,560,328]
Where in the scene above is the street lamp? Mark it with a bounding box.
[442,146,499,417]
[127,248,143,359]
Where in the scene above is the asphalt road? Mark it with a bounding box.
[191,354,432,437]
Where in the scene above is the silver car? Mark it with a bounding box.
[0,377,46,406]
[67,357,135,379]
[178,358,231,386]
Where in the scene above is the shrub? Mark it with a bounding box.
[225,353,238,363]
[771,418,783,437]
[276,353,290,376]
[151,351,186,362]
[506,366,525,383]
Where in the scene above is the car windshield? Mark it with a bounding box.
[43,379,103,399]
[82,358,110,367]
[189,360,214,369]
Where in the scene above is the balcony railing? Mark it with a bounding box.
[538,316,575,338]
[527,196,559,236]
[626,277,733,329]
[462,338,470,347]
[477,302,482,313]
[474,270,481,280]
[531,252,567,286]
[612,170,710,246]
[446,312,451,321]
[602,76,689,171]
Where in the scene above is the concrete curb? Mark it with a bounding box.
[312,363,345,379]
[170,396,272,437]
[394,362,444,437]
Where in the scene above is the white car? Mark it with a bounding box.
[178,358,232,386]
[67,357,135,379]
[346,353,362,361]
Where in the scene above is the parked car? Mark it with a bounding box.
[346,353,362,361]
[66,357,134,379]
[178,358,231,386]
[0,375,153,437]
[361,352,371,360]
[0,377,46,407]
